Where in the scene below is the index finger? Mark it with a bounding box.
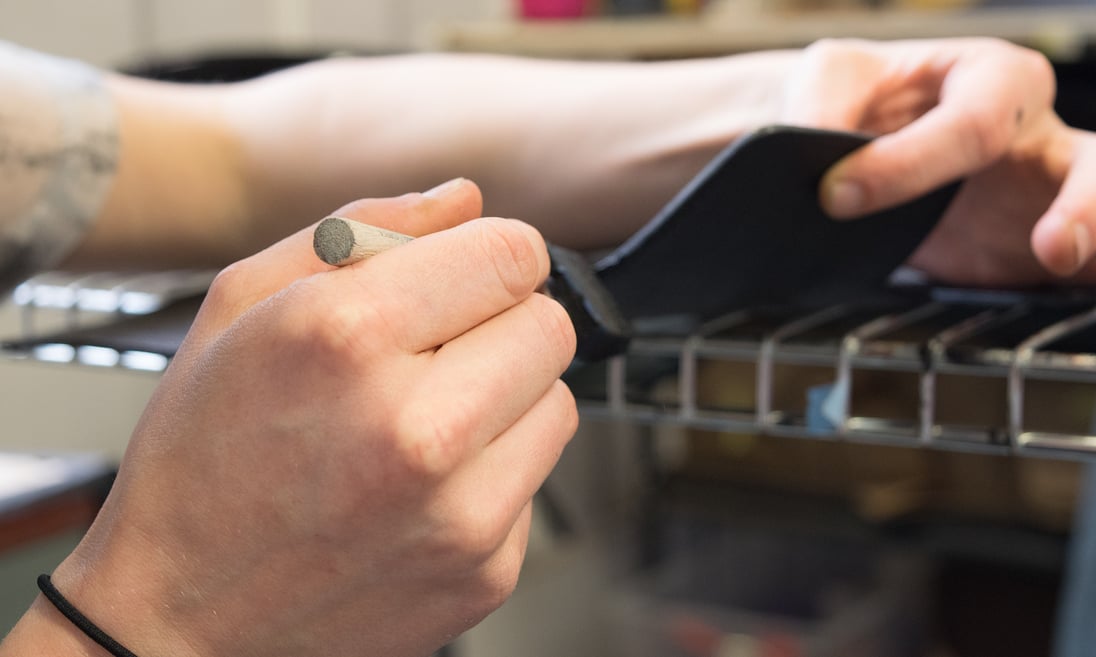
[328,216,551,354]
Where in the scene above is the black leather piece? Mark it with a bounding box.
[595,125,961,326]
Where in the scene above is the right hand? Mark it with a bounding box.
[45,179,579,657]
[782,37,1096,287]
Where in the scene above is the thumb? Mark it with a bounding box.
[332,177,484,237]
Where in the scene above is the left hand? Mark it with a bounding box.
[782,37,1096,287]
[41,180,578,657]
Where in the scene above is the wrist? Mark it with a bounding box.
[0,595,110,657]
[45,536,211,657]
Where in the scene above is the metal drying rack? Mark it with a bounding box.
[566,287,1096,462]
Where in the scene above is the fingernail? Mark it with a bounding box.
[1074,222,1091,272]
[824,179,865,219]
[423,177,466,198]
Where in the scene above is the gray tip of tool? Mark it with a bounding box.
[313,217,354,265]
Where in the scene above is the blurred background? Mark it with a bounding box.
[4,1,1096,656]
[3,0,1096,68]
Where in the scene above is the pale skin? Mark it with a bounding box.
[2,181,578,657]
[784,37,1096,286]
[65,50,794,269]
[61,38,1096,287]
[3,36,1096,657]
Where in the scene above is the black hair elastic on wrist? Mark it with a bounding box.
[37,574,140,657]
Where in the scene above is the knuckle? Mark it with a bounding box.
[989,38,1056,100]
[453,504,507,560]
[957,105,1009,164]
[429,501,509,574]
[803,37,842,60]
[557,381,580,437]
[802,37,862,65]
[1020,48,1056,101]
[204,261,253,307]
[472,558,522,613]
[528,294,578,364]
[305,295,378,364]
[472,218,544,301]
[457,523,524,615]
[392,400,472,477]
[1025,47,1054,79]
[974,38,1055,110]
[273,279,386,367]
[390,191,430,215]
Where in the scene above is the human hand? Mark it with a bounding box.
[42,179,578,657]
[782,37,1096,287]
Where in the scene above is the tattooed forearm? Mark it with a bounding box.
[0,40,119,289]
[0,123,117,175]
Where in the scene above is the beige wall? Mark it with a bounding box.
[0,0,510,69]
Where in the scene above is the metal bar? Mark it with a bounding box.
[678,335,700,421]
[921,306,1026,447]
[562,295,1096,462]
[756,305,853,430]
[1009,306,1096,455]
[836,302,944,438]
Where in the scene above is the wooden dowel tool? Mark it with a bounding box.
[313,216,414,266]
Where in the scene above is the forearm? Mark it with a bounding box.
[61,74,249,271]
[229,51,797,251]
[62,50,797,270]
[222,51,798,251]
[478,51,799,248]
